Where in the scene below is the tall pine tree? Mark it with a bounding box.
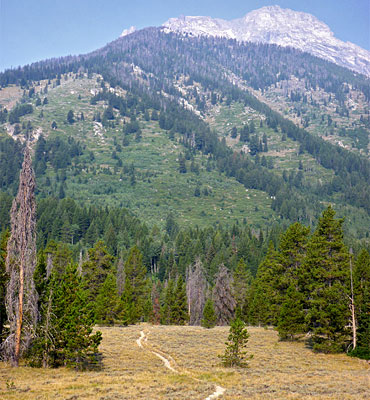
[305,206,350,353]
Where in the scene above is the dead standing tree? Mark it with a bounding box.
[186,258,207,325]
[213,264,236,326]
[3,147,38,366]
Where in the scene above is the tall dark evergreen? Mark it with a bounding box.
[27,264,102,369]
[120,246,148,324]
[95,273,121,325]
[352,249,370,359]
[277,284,306,340]
[304,206,350,353]
[249,242,280,326]
[232,258,252,320]
[171,276,188,325]
[201,298,217,329]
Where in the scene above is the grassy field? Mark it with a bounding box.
[0,324,368,399]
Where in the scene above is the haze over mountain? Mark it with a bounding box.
[162,5,370,77]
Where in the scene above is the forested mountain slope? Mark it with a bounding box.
[0,28,369,240]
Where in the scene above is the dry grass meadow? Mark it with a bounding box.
[0,324,368,399]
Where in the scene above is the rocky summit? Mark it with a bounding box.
[163,5,370,77]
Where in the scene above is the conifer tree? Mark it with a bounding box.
[120,277,135,326]
[120,246,148,324]
[305,206,350,353]
[82,241,114,300]
[219,318,253,367]
[278,222,310,290]
[201,298,217,329]
[150,281,161,325]
[232,259,252,320]
[28,264,102,369]
[352,249,370,359]
[161,278,175,324]
[277,284,306,340]
[95,273,121,325]
[249,242,280,326]
[171,276,188,325]
[3,148,38,366]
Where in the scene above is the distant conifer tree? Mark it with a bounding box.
[201,298,217,329]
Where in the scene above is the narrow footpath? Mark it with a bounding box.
[137,330,226,400]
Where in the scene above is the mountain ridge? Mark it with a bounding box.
[162,5,370,77]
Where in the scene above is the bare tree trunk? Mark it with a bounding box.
[3,147,38,366]
[14,257,24,365]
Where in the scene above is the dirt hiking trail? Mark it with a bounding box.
[137,330,226,399]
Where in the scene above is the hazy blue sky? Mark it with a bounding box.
[1,0,369,72]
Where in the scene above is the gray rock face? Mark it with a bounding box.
[162,6,370,76]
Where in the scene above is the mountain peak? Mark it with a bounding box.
[121,26,136,37]
[162,7,370,76]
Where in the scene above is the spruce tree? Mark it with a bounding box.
[120,246,148,324]
[305,206,350,353]
[277,284,306,340]
[351,249,370,359]
[161,278,175,324]
[232,259,252,321]
[27,264,102,369]
[82,240,114,300]
[120,277,135,326]
[201,298,217,329]
[150,281,161,325]
[171,276,188,325]
[95,273,121,325]
[249,242,280,326]
[219,318,253,367]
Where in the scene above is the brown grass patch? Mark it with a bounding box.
[0,325,368,399]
